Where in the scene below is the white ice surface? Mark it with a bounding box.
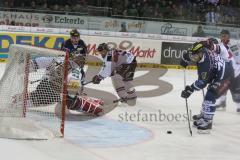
[0,63,240,160]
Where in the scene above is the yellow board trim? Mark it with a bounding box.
[0,59,197,70]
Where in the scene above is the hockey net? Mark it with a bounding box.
[0,44,69,139]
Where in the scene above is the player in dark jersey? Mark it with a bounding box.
[180,42,234,133]
[61,29,87,78]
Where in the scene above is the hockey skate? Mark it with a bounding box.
[114,96,137,104]
[193,118,205,128]
[192,113,203,121]
[197,120,212,134]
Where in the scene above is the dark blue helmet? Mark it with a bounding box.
[70,29,80,37]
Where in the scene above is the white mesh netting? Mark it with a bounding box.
[0,44,68,139]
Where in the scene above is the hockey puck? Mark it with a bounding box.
[167,130,172,134]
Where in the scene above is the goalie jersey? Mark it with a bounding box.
[31,56,83,95]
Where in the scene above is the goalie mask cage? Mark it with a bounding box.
[0,44,69,140]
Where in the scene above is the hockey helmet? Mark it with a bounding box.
[70,29,80,37]
[97,43,109,52]
[220,29,230,44]
[188,42,204,62]
[208,37,218,44]
[220,29,230,35]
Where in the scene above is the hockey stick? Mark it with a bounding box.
[183,69,193,136]
[202,89,205,99]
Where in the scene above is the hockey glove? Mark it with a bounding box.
[180,59,189,68]
[92,75,102,84]
[180,52,191,68]
[181,85,194,98]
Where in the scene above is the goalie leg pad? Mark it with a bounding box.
[80,97,104,116]
[69,96,104,116]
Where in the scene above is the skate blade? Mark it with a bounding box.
[197,129,211,134]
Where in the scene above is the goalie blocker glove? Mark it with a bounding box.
[181,85,194,98]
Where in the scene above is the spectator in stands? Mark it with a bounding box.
[52,4,60,11]
[30,1,36,9]
[119,22,128,32]
[192,25,206,37]
[127,3,138,16]
[205,6,220,25]
[4,1,10,8]
[10,21,15,26]
[64,5,71,13]
[39,2,49,10]
[2,0,240,27]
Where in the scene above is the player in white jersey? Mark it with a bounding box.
[215,30,231,110]
[228,44,240,112]
[92,43,137,106]
[209,30,240,112]
[13,55,104,116]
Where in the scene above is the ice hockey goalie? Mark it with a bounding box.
[13,56,104,116]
